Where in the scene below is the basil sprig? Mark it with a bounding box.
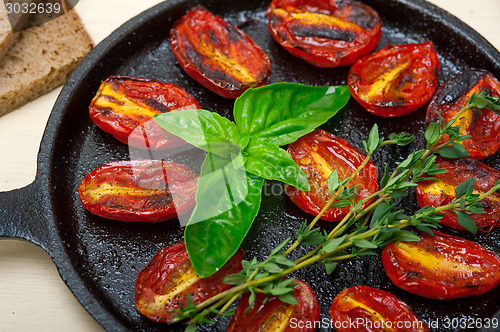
[156,83,350,277]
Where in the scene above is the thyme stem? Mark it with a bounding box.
[171,95,500,328]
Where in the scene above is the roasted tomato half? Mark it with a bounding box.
[330,285,428,332]
[135,242,244,323]
[348,41,439,117]
[416,157,500,233]
[382,231,500,300]
[426,69,500,159]
[170,6,271,98]
[89,76,200,150]
[285,129,378,221]
[226,279,320,332]
[267,0,381,68]
[78,160,197,222]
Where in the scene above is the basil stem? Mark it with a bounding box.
[156,83,350,277]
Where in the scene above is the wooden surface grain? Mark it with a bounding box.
[0,0,499,330]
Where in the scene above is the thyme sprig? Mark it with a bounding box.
[171,92,500,329]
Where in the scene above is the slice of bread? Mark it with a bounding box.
[0,0,40,60]
[0,3,17,60]
[0,9,93,117]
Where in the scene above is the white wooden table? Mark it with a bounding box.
[0,0,499,330]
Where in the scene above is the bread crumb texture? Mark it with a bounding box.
[0,10,93,117]
[0,3,17,61]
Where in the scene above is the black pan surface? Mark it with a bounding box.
[1,0,500,331]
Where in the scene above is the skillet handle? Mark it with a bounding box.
[0,181,51,249]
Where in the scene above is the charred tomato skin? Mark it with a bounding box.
[348,41,439,117]
[226,279,320,332]
[135,242,244,323]
[416,157,500,233]
[89,76,200,150]
[78,160,197,222]
[426,69,500,159]
[267,0,381,68]
[330,285,428,332]
[170,6,271,99]
[285,129,378,221]
[382,231,500,300]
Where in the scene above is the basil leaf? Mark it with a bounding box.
[245,140,310,191]
[155,109,246,154]
[185,153,264,277]
[234,83,350,146]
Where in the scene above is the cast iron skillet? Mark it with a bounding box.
[1,0,500,331]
